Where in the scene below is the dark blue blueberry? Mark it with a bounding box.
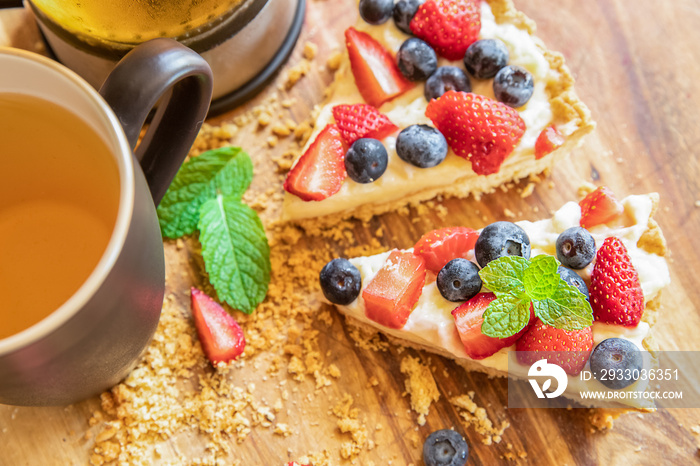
[397,37,438,81]
[393,0,425,35]
[424,66,471,101]
[437,258,482,302]
[557,266,590,301]
[474,221,531,268]
[493,65,534,107]
[344,138,388,183]
[463,38,509,79]
[359,0,394,25]
[423,429,469,466]
[395,124,448,168]
[590,338,644,389]
[320,258,362,305]
[556,226,596,269]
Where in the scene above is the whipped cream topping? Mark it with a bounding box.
[283,1,565,220]
[337,194,669,408]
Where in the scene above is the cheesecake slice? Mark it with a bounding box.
[281,0,594,226]
[320,188,669,410]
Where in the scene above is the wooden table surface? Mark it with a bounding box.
[2,1,700,464]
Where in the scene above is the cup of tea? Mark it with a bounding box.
[25,0,305,113]
[0,39,212,406]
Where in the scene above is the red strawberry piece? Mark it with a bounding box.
[589,237,644,327]
[363,250,426,329]
[332,103,399,146]
[413,227,480,274]
[283,124,347,201]
[345,27,414,108]
[534,125,565,160]
[425,91,526,175]
[516,320,593,375]
[410,0,481,60]
[579,186,624,229]
[452,293,533,360]
[190,288,246,365]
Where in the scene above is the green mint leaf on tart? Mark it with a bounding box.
[157,147,253,238]
[478,255,528,295]
[479,255,593,337]
[534,284,594,330]
[522,255,560,300]
[481,294,531,338]
[198,194,270,314]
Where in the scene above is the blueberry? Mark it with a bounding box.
[493,65,534,108]
[423,429,469,466]
[320,258,362,305]
[463,38,509,80]
[359,0,394,25]
[590,338,644,389]
[424,66,472,101]
[556,226,596,269]
[437,259,482,302]
[393,0,425,34]
[396,124,448,168]
[474,221,531,268]
[344,138,388,183]
[557,266,590,301]
[397,38,438,81]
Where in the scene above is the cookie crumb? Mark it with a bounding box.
[400,356,440,426]
[327,50,344,71]
[303,42,318,60]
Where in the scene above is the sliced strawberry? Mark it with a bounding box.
[191,288,246,365]
[345,27,414,108]
[516,320,593,375]
[534,125,565,159]
[579,186,624,229]
[589,237,644,327]
[332,103,399,146]
[413,227,480,274]
[283,124,347,201]
[363,250,426,329]
[452,293,532,360]
[410,0,481,60]
[425,91,526,175]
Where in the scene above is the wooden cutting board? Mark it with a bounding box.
[2,1,700,464]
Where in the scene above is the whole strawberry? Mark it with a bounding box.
[516,320,593,375]
[410,0,481,60]
[590,237,644,327]
[426,91,526,175]
[332,103,398,146]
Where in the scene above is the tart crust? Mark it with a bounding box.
[282,0,596,229]
[335,192,667,414]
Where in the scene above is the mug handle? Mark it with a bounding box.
[99,38,213,205]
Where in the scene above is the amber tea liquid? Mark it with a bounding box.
[0,94,120,339]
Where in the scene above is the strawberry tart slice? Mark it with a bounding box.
[281,0,594,225]
[319,187,670,409]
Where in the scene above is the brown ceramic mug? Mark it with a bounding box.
[0,39,212,406]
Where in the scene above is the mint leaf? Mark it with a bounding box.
[482,293,531,338]
[198,194,270,314]
[478,256,529,295]
[533,282,593,330]
[522,255,560,300]
[157,147,253,238]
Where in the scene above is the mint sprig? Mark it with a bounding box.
[479,255,593,338]
[157,147,253,238]
[157,147,270,314]
[198,195,270,314]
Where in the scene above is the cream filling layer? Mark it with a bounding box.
[337,194,670,408]
[282,2,566,221]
